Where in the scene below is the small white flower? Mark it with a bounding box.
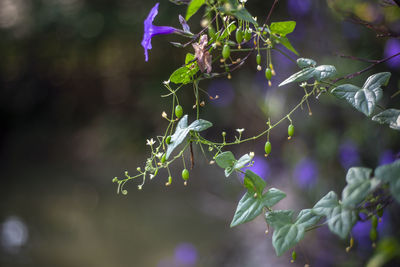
[163,80,170,85]
[156,152,163,158]
[300,82,307,88]
[249,152,255,158]
[146,138,155,146]
[240,0,247,3]
[162,111,168,118]
[252,16,257,22]
[236,128,245,134]
[150,174,154,179]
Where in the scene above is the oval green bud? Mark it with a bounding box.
[182,169,189,181]
[175,105,183,119]
[166,136,171,144]
[370,228,377,241]
[265,68,272,80]
[264,141,271,155]
[376,204,383,217]
[244,29,252,41]
[222,44,231,59]
[292,250,297,261]
[371,215,378,229]
[288,124,294,137]
[256,54,261,65]
[161,154,166,164]
[235,29,243,44]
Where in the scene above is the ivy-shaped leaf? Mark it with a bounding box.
[265,209,322,256]
[166,115,212,159]
[331,72,391,116]
[297,58,316,69]
[215,152,252,177]
[274,35,299,55]
[375,159,400,203]
[342,167,379,208]
[312,191,357,239]
[186,0,205,21]
[231,187,286,228]
[279,65,336,87]
[170,53,199,84]
[270,21,296,36]
[243,170,266,195]
[372,109,400,131]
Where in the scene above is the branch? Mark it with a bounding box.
[261,0,279,33]
[332,52,400,83]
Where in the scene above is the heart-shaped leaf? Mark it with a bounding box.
[331,72,391,116]
[270,21,296,36]
[372,109,400,131]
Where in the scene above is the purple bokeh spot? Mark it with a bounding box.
[207,80,235,107]
[384,39,400,69]
[379,150,396,165]
[338,140,360,169]
[287,0,311,17]
[293,158,318,189]
[174,243,198,266]
[241,156,270,181]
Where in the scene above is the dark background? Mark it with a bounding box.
[0,0,399,266]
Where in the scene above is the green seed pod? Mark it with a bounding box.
[244,29,252,41]
[256,54,261,65]
[265,68,272,80]
[235,29,243,44]
[182,169,189,181]
[371,215,378,229]
[370,228,377,241]
[161,154,166,164]
[166,136,171,144]
[222,44,231,59]
[175,105,183,118]
[288,124,294,137]
[292,250,297,261]
[264,141,271,155]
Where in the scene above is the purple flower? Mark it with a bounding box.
[141,3,178,61]
[293,158,318,189]
[287,0,311,17]
[174,242,198,266]
[384,39,400,69]
[338,140,360,169]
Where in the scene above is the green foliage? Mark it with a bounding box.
[218,0,258,26]
[375,159,400,203]
[265,209,322,256]
[312,191,357,239]
[273,35,299,55]
[341,167,379,208]
[297,58,316,68]
[170,53,199,84]
[372,109,400,130]
[215,152,252,177]
[186,0,205,21]
[270,21,296,36]
[279,60,336,86]
[331,72,391,116]
[166,115,212,159]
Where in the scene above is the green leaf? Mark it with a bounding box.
[297,58,316,68]
[262,188,286,208]
[375,159,400,203]
[275,35,299,55]
[186,0,205,21]
[170,53,199,84]
[331,72,391,116]
[166,115,212,159]
[218,0,258,26]
[372,109,400,131]
[295,209,322,229]
[215,151,236,169]
[265,210,293,229]
[279,64,336,87]
[342,167,379,208]
[220,21,237,39]
[234,153,252,169]
[230,191,264,227]
[243,170,266,195]
[312,191,357,239]
[270,21,296,36]
[266,209,321,256]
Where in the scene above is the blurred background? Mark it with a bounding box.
[0,0,399,266]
